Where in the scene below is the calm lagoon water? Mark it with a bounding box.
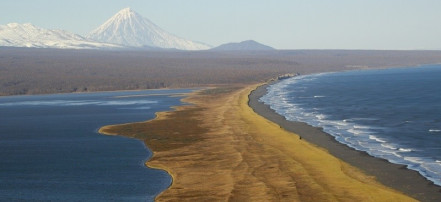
[0,89,192,201]
[261,65,441,186]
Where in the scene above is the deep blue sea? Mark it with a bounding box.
[0,89,193,201]
[261,65,441,186]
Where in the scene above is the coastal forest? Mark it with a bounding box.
[2,47,441,96]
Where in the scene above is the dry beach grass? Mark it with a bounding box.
[100,85,416,201]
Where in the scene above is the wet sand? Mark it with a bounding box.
[249,83,441,202]
[99,85,422,201]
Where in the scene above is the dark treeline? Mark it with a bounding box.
[1,47,441,96]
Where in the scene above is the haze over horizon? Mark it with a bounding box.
[1,0,441,50]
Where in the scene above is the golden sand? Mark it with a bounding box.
[99,85,415,201]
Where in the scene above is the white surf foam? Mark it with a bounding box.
[381,143,397,150]
[398,148,413,152]
[368,135,387,143]
[347,128,366,136]
[261,73,441,186]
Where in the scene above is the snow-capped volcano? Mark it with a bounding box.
[0,23,122,49]
[0,8,211,50]
[87,8,211,50]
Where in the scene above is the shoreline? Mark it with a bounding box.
[100,84,418,201]
[98,90,198,201]
[1,63,436,98]
[249,82,441,201]
[0,87,199,98]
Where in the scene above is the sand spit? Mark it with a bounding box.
[100,85,416,201]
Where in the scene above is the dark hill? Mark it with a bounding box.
[211,40,275,51]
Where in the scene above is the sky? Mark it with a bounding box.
[1,0,441,50]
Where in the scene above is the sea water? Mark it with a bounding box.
[261,65,441,186]
[0,89,193,201]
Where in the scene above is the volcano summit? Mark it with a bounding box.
[87,8,211,50]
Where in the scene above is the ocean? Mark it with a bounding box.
[0,89,193,201]
[261,64,441,186]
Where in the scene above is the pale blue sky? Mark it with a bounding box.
[2,0,441,49]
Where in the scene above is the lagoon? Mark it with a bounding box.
[0,89,192,201]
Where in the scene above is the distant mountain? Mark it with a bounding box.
[87,8,211,50]
[0,23,122,49]
[211,40,275,51]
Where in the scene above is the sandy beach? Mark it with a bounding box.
[97,84,437,201]
[250,83,441,201]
